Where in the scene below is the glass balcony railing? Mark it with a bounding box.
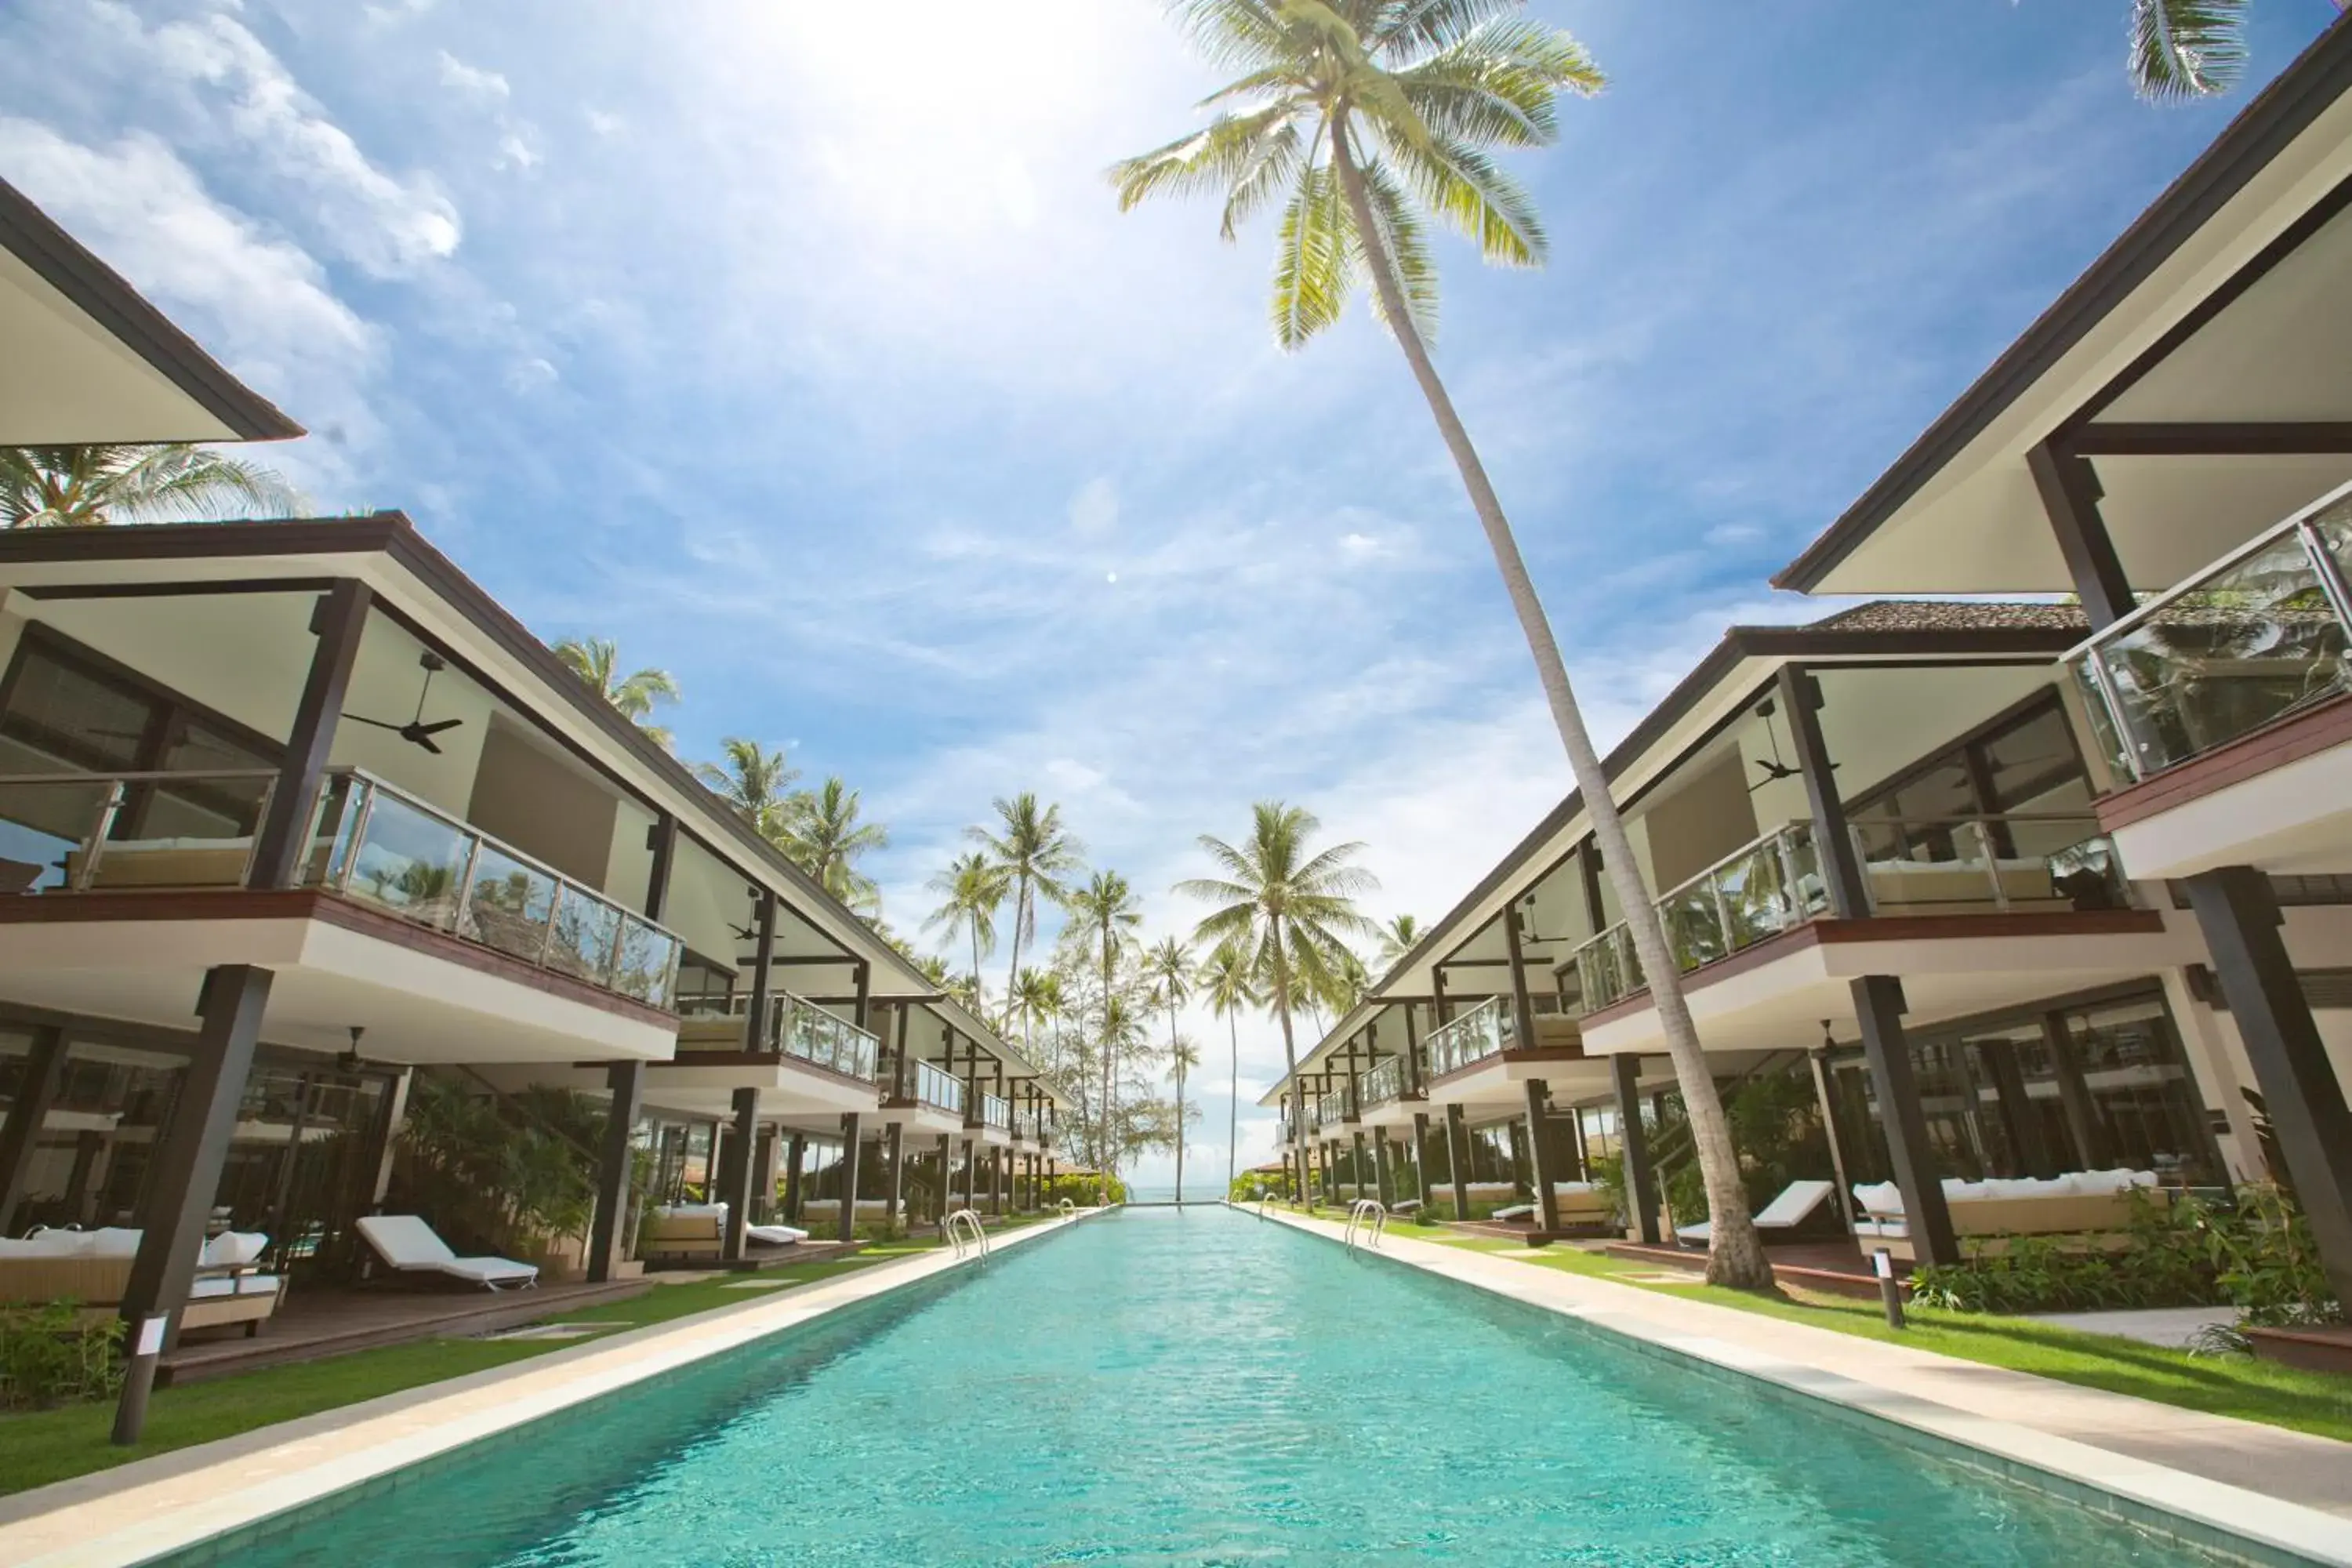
[980,1092,1011,1132]
[1313,1091,1352,1129]
[1425,996,1515,1079]
[0,766,682,1009]
[2067,486,2352,782]
[0,769,278,893]
[1362,1055,1405,1109]
[768,993,879,1081]
[909,1058,966,1116]
[307,770,682,1007]
[1566,814,2132,1018]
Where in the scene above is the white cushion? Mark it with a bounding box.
[358,1214,461,1269]
[188,1276,237,1299]
[84,1227,143,1258]
[237,1273,282,1297]
[441,1256,538,1286]
[659,1203,728,1218]
[199,1231,269,1268]
[1853,1181,1904,1218]
[0,1232,93,1258]
[1551,1182,1595,1196]
[746,1223,806,1247]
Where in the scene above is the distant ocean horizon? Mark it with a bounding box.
[1123,1183,1219,1204]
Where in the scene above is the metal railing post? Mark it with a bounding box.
[74,782,127,891]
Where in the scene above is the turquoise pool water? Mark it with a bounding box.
[200,1210,2233,1565]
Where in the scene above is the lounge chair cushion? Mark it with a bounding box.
[199,1231,269,1268]
[1490,1203,1535,1221]
[746,1224,807,1247]
[357,1215,537,1290]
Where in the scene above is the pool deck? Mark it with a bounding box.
[1261,1207,2352,1567]
[0,1213,1094,1568]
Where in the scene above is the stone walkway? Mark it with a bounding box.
[1266,1209,2352,1565]
[0,1214,1089,1568]
[2030,1305,2241,1349]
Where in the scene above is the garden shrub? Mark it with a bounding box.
[0,1302,123,1410]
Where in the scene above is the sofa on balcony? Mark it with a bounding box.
[1852,1169,2167,1261]
[0,1226,284,1334]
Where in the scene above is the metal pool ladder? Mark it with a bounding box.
[1058,1198,1077,1219]
[1344,1198,1388,1251]
[945,1208,990,1264]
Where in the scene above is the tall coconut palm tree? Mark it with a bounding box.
[779,776,888,916]
[1374,913,1421,971]
[1178,803,1376,1214]
[2,444,302,528]
[1011,964,1064,1057]
[1116,0,1769,1285]
[924,851,1010,1009]
[694,739,800,840]
[967,793,1086,1012]
[1200,937,1259,1194]
[551,636,681,749]
[1065,870,1145,1167]
[1142,935,1196,1192]
[1168,1035,1203,1203]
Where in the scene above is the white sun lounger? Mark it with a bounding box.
[357,1214,539,1291]
[1675,1179,1835,1245]
[746,1223,808,1247]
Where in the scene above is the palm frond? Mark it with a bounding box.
[1272,158,1356,349]
[1221,117,1308,240]
[1109,104,1299,213]
[1168,0,1292,71]
[1367,0,1522,63]
[1349,150,1440,344]
[1394,17,1602,147]
[2130,0,2247,102]
[1384,127,1546,265]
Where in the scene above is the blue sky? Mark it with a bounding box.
[2,0,2338,1188]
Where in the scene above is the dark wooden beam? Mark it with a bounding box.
[0,1025,67,1233]
[251,581,369,888]
[2068,420,2352,456]
[2027,441,2135,629]
[744,889,779,1052]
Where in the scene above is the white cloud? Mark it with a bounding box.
[1067,477,1118,536]
[142,10,461,276]
[435,49,510,102]
[494,131,542,172]
[583,107,625,138]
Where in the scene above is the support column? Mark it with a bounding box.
[2027,441,2134,629]
[120,966,272,1352]
[1613,1054,1660,1244]
[884,1121,905,1232]
[2042,1011,2111,1170]
[644,813,679,924]
[0,1025,68,1233]
[1977,1039,2055,1178]
[251,582,370,887]
[752,1127,779,1221]
[588,1060,644,1284]
[835,1113,862,1243]
[937,1134,953,1221]
[1524,1079,1562,1233]
[992,1147,1004,1214]
[1411,1111,1434,1207]
[1444,1102,1471,1221]
[744,888,778,1050]
[2186,866,2352,1305]
[1403,1007,1423,1097]
[719,1087,757,1261]
[783,1132,806,1221]
[1372,1131,1395,1207]
[1853,975,1958,1265]
[1504,907,1541,1053]
[1806,1048,1856,1236]
[1350,1129,1368,1203]
[363,1066,411,1210]
[960,1137,978,1209]
[263,1073,316,1258]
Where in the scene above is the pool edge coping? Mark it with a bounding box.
[0,1210,1104,1568]
[1255,1205,2352,1568]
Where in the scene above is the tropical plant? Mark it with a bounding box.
[1,444,303,528]
[551,636,681,749]
[778,775,888,916]
[1065,870,1145,1167]
[1011,964,1065,1058]
[1116,0,1769,1286]
[967,793,1087,1012]
[1167,1035,1203,1202]
[0,1301,123,1410]
[1374,913,1421,970]
[1200,937,1260,1193]
[924,851,1010,1014]
[1179,802,1377,1214]
[694,739,801,839]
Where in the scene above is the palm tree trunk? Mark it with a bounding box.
[1098,924,1116,1178]
[1004,875,1030,1014]
[1227,1013,1240,1196]
[1270,913,1312,1214]
[1330,118,1769,1288]
[1168,1003,1184,1202]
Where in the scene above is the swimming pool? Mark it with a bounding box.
[188,1208,2244,1565]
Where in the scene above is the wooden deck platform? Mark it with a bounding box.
[158,1278,654,1385]
[644,1238,866,1274]
[1604,1238,1914,1301]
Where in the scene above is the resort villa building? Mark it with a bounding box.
[1274,20,2352,1307]
[0,177,1062,1379]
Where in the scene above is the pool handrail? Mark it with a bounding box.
[944,1207,989,1264]
[1344,1197,1388,1251]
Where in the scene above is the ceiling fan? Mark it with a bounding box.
[344,651,466,755]
[1747,698,1835,793]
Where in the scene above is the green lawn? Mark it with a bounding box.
[0,1237,953,1497]
[1285,1207,2352,1444]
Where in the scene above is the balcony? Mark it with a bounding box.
[1361,1055,1406,1109]
[1567,815,2132,1018]
[2067,488,2352,783]
[0,766,683,1010]
[976,1092,1011,1133]
[1312,1091,1352,1130]
[1425,996,1516,1077]
[768,994,879,1081]
[909,1058,966,1117]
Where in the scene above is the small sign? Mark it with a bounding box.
[135,1315,168,1358]
[1871,1247,1894,1280]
